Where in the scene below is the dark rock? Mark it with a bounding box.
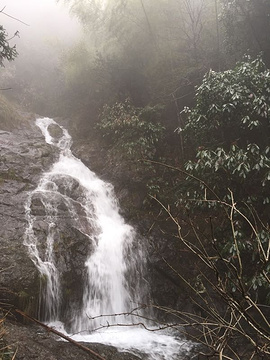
[0,119,57,314]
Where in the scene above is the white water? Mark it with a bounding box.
[24,117,194,359]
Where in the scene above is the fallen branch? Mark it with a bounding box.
[14,309,106,360]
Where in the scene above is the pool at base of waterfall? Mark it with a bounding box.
[48,321,196,360]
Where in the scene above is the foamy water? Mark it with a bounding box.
[49,321,193,360]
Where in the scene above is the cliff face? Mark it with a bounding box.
[0,117,55,311]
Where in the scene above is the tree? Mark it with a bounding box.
[57,0,221,130]
[0,24,17,66]
[221,0,270,65]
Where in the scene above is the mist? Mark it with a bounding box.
[0,0,82,115]
[0,0,80,44]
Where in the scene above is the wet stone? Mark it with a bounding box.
[0,118,56,311]
[48,123,64,139]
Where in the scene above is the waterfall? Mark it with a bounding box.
[24,117,194,360]
[24,117,145,327]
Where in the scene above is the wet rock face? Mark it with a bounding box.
[0,124,55,311]
[0,119,91,320]
[26,173,94,323]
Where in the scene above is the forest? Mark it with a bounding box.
[0,0,270,359]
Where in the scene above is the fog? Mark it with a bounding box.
[0,0,226,120]
[0,0,80,46]
[0,0,83,115]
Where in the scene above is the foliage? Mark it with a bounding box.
[180,55,270,207]
[220,0,270,64]
[0,25,17,67]
[170,56,270,309]
[184,144,270,206]
[98,99,165,160]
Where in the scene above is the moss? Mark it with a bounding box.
[6,169,16,180]
[0,94,22,130]
[64,288,72,296]
[0,169,29,183]
[14,272,42,320]
[39,273,48,285]
[16,290,37,319]
[18,290,29,299]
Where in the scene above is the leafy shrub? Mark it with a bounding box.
[98,98,165,160]
[179,55,270,210]
[0,25,17,67]
[175,55,270,301]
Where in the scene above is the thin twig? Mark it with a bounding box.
[1,11,29,26]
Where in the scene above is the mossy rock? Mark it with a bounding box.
[48,123,63,139]
[0,94,22,130]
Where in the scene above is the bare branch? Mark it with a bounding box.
[0,9,29,26]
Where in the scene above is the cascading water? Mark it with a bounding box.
[24,117,194,360]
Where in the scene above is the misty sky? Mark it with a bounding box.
[0,0,80,48]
